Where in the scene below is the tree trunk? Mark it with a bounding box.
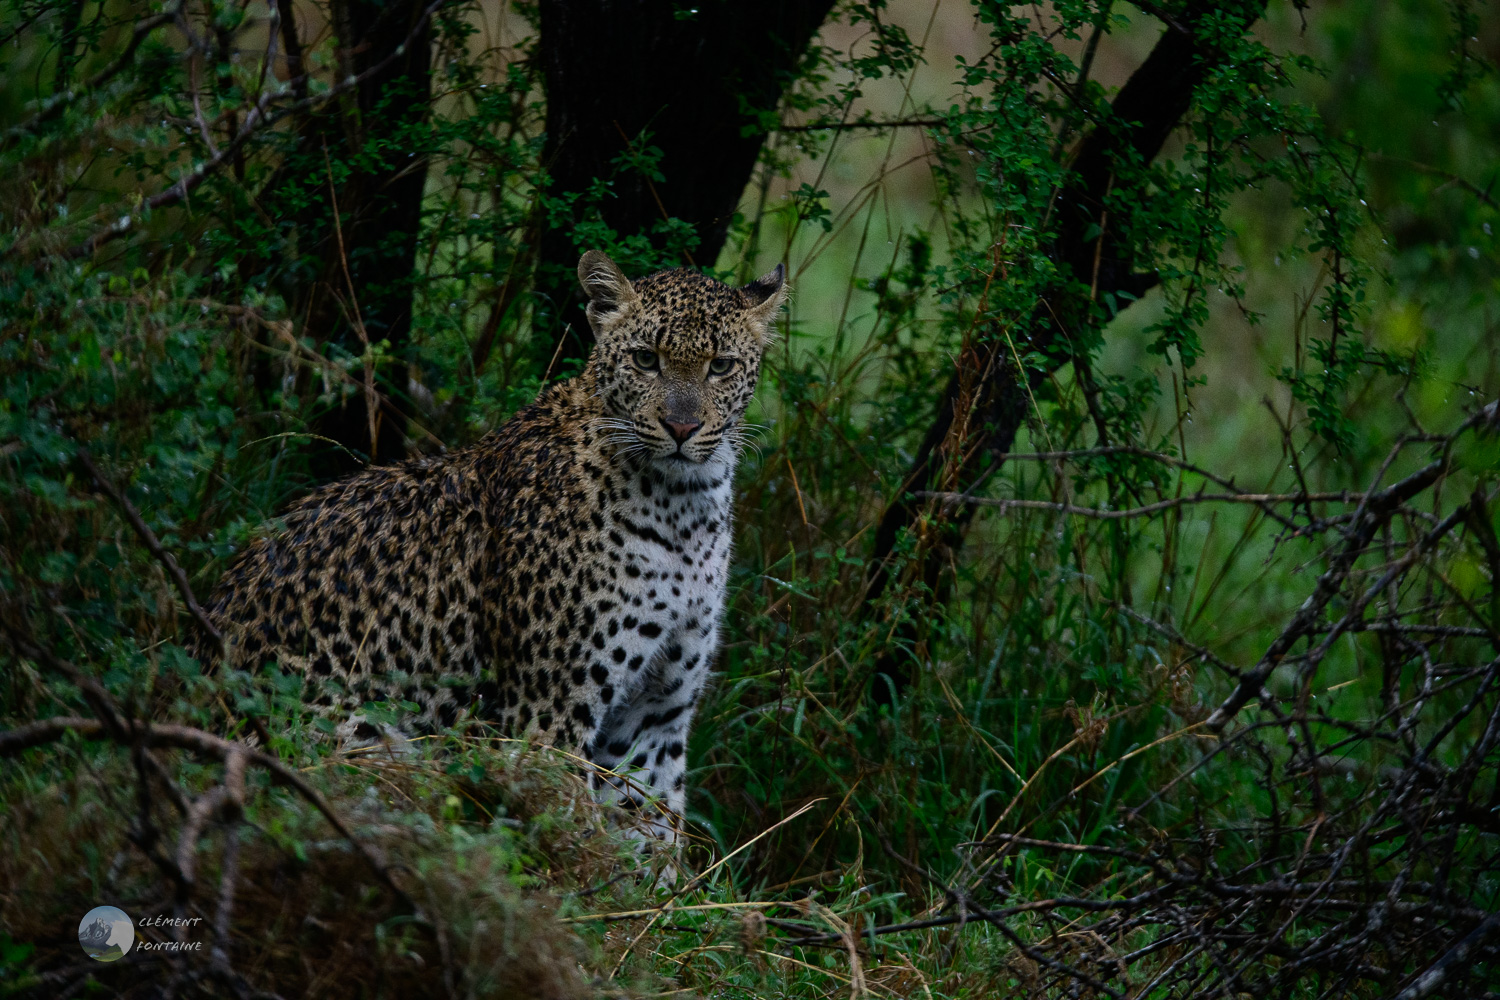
[864,1,1268,704]
[250,0,433,481]
[531,0,836,370]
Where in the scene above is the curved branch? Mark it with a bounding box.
[2,7,180,144]
[76,447,222,649]
[0,711,407,903]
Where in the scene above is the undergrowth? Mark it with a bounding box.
[2,0,1499,997]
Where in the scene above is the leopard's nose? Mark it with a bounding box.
[661,418,702,443]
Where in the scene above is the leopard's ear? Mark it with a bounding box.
[578,250,641,334]
[741,262,787,344]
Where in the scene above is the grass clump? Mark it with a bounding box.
[0,728,630,999]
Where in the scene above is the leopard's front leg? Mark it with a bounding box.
[588,620,717,842]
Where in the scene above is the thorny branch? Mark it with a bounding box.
[1206,400,1498,731]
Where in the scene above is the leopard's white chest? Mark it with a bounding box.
[606,457,734,639]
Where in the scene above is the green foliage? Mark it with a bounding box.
[1,0,1498,996]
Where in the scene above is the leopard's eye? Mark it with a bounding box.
[632,349,659,371]
[708,356,735,376]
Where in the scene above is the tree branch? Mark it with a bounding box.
[919,488,1370,520]
[76,447,222,649]
[1205,401,1497,731]
[2,7,180,144]
[43,0,453,262]
[0,710,407,904]
[863,0,1271,699]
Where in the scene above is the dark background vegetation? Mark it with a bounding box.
[1,0,1498,996]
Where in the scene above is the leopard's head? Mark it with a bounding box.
[577,250,786,466]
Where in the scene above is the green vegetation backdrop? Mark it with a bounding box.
[0,0,1497,996]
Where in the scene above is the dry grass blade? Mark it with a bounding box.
[608,798,825,977]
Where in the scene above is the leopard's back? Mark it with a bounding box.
[205,398,577,729]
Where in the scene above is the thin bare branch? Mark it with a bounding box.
[919,488,1368,520]
[76,447,223,649]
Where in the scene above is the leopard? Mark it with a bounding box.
[201,250,787,840]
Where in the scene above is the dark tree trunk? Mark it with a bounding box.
[865,1,1269,704]
[252,0,433,482]
[532,0,837,370]
[305,0,432,479]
